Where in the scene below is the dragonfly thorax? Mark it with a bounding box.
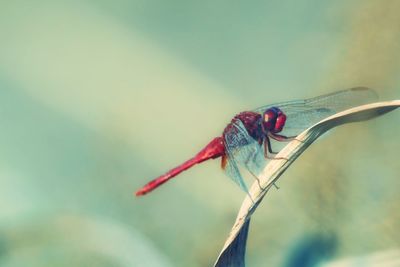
[223,112,263,142]
[262,107,287,134]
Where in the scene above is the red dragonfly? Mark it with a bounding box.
[136,87,377,196]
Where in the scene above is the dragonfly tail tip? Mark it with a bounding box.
[135,189,147,197]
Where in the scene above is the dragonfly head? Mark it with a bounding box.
[262,107,287,134]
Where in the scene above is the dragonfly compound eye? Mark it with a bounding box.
[274,113,286,133]
[262,108,279,131]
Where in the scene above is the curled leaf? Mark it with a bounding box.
[214,100,400,267]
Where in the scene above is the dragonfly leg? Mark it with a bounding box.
[269,132,304,144]
[268,132,298,142]
[249,170,279,191]
[247,169,266,191]
[241,152,266,191]
[264,136,288,160]
[265,136,278,155]
[245,155,280,191]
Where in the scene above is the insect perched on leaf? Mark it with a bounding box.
[136,87,377,196]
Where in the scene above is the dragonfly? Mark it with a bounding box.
[135,87,377,196]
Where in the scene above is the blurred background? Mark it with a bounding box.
[0,1,399,266]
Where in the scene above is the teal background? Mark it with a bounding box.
[0,1,399,266]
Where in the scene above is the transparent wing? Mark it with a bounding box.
[224,120,266,192]
[224,157,249,193]
[253,87,378,136]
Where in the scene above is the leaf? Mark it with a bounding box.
[214,100,400,267]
